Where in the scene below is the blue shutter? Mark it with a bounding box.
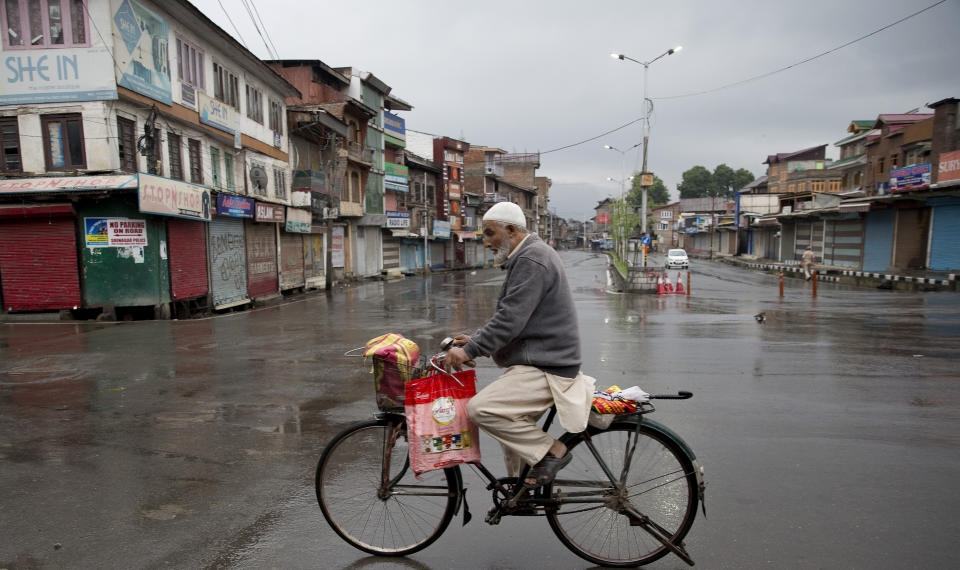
[928,200,960,271]
[862,210,895,272]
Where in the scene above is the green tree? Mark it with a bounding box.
[713,164,736,197]
[610,197,639,263]
[677,165,713,199]
[733,168,755,192]
[626,173,669,206]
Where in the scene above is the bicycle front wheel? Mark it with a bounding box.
[316,418,459,556]
[545,421,699,567]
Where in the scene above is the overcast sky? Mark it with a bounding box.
[192,0,958,220]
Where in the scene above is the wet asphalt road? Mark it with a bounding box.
[2,250,959,569]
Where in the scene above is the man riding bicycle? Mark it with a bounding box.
[445,202,595,488]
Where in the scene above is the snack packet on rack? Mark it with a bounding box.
[590,385,650,414]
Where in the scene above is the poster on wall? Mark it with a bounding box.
[0,47,117,104]
[83,217,147,247]
[112,0,172,105]
[331,225,345,268]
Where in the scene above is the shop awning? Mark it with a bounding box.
[455,231,478,241]
[384,181,409,192]
[838,202,871,213]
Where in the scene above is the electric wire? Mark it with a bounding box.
[539,0,946,155]
[217,0,249,48]
[249,0,281,60]
[240,0,277,60]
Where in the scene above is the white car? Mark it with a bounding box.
[665,249,689,269]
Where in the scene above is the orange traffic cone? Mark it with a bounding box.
[664,273,675,293]
[674,272,685,294]
[656,273,668,295]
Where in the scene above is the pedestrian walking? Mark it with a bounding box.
[801,245,816,281]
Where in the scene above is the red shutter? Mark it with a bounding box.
[245,221,278,298]
[0,217,81,310]
[167,218,209,300]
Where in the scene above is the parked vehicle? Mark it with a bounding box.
[665,249,689,269]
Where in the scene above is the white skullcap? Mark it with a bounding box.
[483,202,526,230]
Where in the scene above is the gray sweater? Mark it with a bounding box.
[464,234,581,378]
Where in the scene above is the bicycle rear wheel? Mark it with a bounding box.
[316,418,459,556]
[545,421,699,567]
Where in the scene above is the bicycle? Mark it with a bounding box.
[316,341,706,567]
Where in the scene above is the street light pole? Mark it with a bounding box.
[611,45,682,237]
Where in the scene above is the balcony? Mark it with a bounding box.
[484,163,504,177]
[339,200,364,217]
[483,193,510,203]
[345,141,373,165]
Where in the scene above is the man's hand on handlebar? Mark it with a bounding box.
[444,346,472,372]
[452,334,470,347]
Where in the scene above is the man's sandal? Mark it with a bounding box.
[523,451,572,489]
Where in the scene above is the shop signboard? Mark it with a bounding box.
[597,213,609,224]
[385,162,409,192]
[216,194,254,218]
[386,210,410,228]
[255,202,285,223]
[0,47,117,104]
[112,0,172,105]
[285,207,311,233]
[433,220,451,238]
[383,111,406,147]
[890,163,931,191]
[0,175,137,194]
[137,173,211,221]
[331,225,345,268]
[198,92,240,135]
[937,150,960,184]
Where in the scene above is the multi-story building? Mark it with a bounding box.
[828,120,873,193]
[534,176,552,236]
[0,0,300,318]
[650,202,682,250]
[402,150,443,270]
[863,113,934,195]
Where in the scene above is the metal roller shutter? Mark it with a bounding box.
[167,218,208,300]
[0,207,80,311]
[245,221,278,298]
[303,233,325,289]
[208,216,248,307]
[382,234,400,270]
[893,207,930,270]
[862,210,895,272]
[823,217,863,268]
[928,199,960,270]
[280,232,305,290]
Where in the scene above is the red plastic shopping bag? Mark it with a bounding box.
[404,369,482,476]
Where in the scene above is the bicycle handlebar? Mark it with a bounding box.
[648,391,693,400]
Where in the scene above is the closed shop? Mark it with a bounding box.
[822,216,863,268]
[245,220,278,299]
[927,197,960,270]
[892,206,930,270]
[383,233,400,270]
[364,225,381,276]
[862,209,895,272]
[167,218,209,300]
[76,199,170,309]
[208,216,249,307]
[794,221,813,260]
[779,221,796,262]
[399,240,421,271]
[280,232,305,290]
[431,240,445,269]
[303,232,325,289]
[0,204,81,311]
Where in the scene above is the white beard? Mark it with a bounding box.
[493,248,510,266]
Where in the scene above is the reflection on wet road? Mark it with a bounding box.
[2,251,959,569]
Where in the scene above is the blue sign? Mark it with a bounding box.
[216,194,254,218]
[890,163,931,192]
[641,235,651,246]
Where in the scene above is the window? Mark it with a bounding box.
[176,36,204,88]
[0,117,22,172]
[245,84,263,123]
[274,167,286,199]
[117,116,136,172]
[877,158,885,177]
[213,62,239,110]
[223,151,234,191]
[188,138,201,184]
[2,0,88,49]
[268,98,283,134]
[890,154,898,170]
[210,147,221,189]
[829,180,841,192]
[42,113,84,170]
[167,132,182,180]
[659,210,672,218]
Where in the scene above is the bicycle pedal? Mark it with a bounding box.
[484,508,503,525]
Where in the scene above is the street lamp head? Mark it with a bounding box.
[610,52,624,60]
[670,45,683,55]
